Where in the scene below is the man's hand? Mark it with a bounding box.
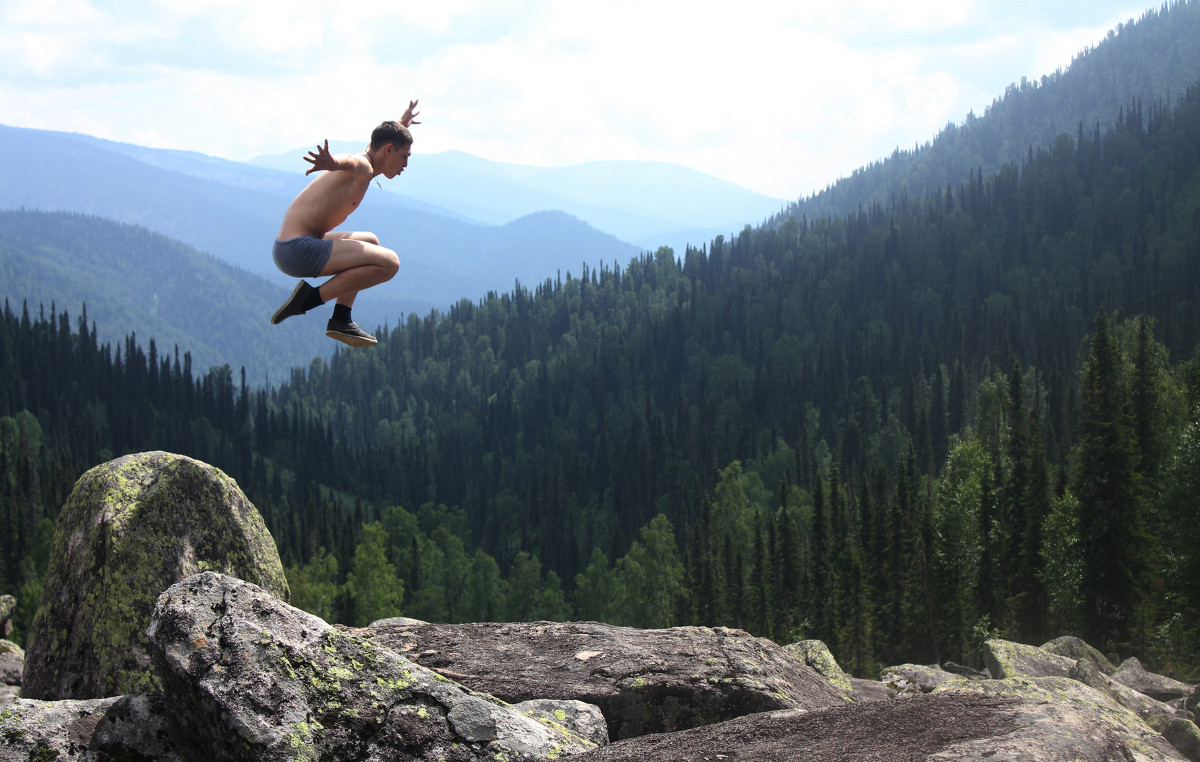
[401,99,421,128]
[303,140,339,175]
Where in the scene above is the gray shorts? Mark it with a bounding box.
[273,236,333,278]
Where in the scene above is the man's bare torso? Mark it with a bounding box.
[277,156,373,240]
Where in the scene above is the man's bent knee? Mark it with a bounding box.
[382,249,400,280]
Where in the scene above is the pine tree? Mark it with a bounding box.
[1073,308,1146,653]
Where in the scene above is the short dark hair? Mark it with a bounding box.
[370,121,413,150]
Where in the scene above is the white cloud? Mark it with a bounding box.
[0,0,1155,198]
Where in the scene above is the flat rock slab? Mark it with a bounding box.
[570,692,1140,761]
[358,619,849,740]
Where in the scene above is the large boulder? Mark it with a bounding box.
[358,619,849,740]
[784,639,853,697]
[147,572,594,762]
[0,639,22,686]
[1113,657,1198,703]
[848,676,891,702]
[0,693,193,760]
[1043,634,1118,675]
[1071,658,1186,735]
[933,675,1186,761]
[1163,718,1200,762]
[571,692,1143,761]
[982,637,1075,679]
[21,451,287,700]
[880,663,962,696]
[0,594,14,639]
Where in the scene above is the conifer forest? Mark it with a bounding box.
[4,5,1200,680]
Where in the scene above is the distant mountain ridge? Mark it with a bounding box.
[249,148,788,253]
[0,123,645,325]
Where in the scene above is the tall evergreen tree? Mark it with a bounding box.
[1073,308,1146,653]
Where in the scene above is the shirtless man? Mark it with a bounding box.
[269,100,420,346]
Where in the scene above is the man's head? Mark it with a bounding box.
[370,121,413,151]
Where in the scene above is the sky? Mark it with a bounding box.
[0,0,1154,200]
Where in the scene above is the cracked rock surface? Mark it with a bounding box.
[147,571,593,762]
[357,619,849,740]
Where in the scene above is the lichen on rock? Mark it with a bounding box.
[21,451,288,700]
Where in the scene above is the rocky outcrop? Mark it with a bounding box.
[1043,634,1118,675]
[356,618,849,740]
[934,674,1187,761]
[6,453,1200,761]
[1115,657,1198,703]
[983,637,1075,679]
[570,692,1139,761]
[21,451,288,701]
[147,572,594,761]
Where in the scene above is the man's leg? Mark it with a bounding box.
[318,232,399,347]
[318,232,399,307]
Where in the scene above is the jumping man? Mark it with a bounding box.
[269,100,420,346]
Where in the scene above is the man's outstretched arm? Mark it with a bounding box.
[303,140,370,176]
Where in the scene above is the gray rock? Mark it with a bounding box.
[933,675,1186,761]
[0,595,13,639]
[1162,718,1200,762]
[0,639,22,686]
[1043,634,1117,675]
[515,698,610,746]
[0,693,193,761]
[1113,657,1198,703]
[358,619,849,740]
[22,451,288,701]
[848,676,891,702]
[147,571,593,762]
[784,639,853,696]
[941,660,989,679]
[0,684,18,708]
[880,663,960,695]
[1072,657,1184,734]
[571,692,1143,761]
[983,637,1075,679]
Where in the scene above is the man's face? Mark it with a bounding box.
[382,143,411,179]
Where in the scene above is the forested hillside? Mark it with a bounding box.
[0,211,326,381]
[4,65,1199,678]
[786,0,1200,222]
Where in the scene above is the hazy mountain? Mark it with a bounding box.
[0,210,327,382]
[0,124,642,329]
[250,147,787,254]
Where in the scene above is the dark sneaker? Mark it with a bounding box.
[326,318,378,347]
[271,281,315,324]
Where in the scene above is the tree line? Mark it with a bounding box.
[3,78,1200,676]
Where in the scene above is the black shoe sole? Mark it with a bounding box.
[272,281,311,325]
[326,329,378,347]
